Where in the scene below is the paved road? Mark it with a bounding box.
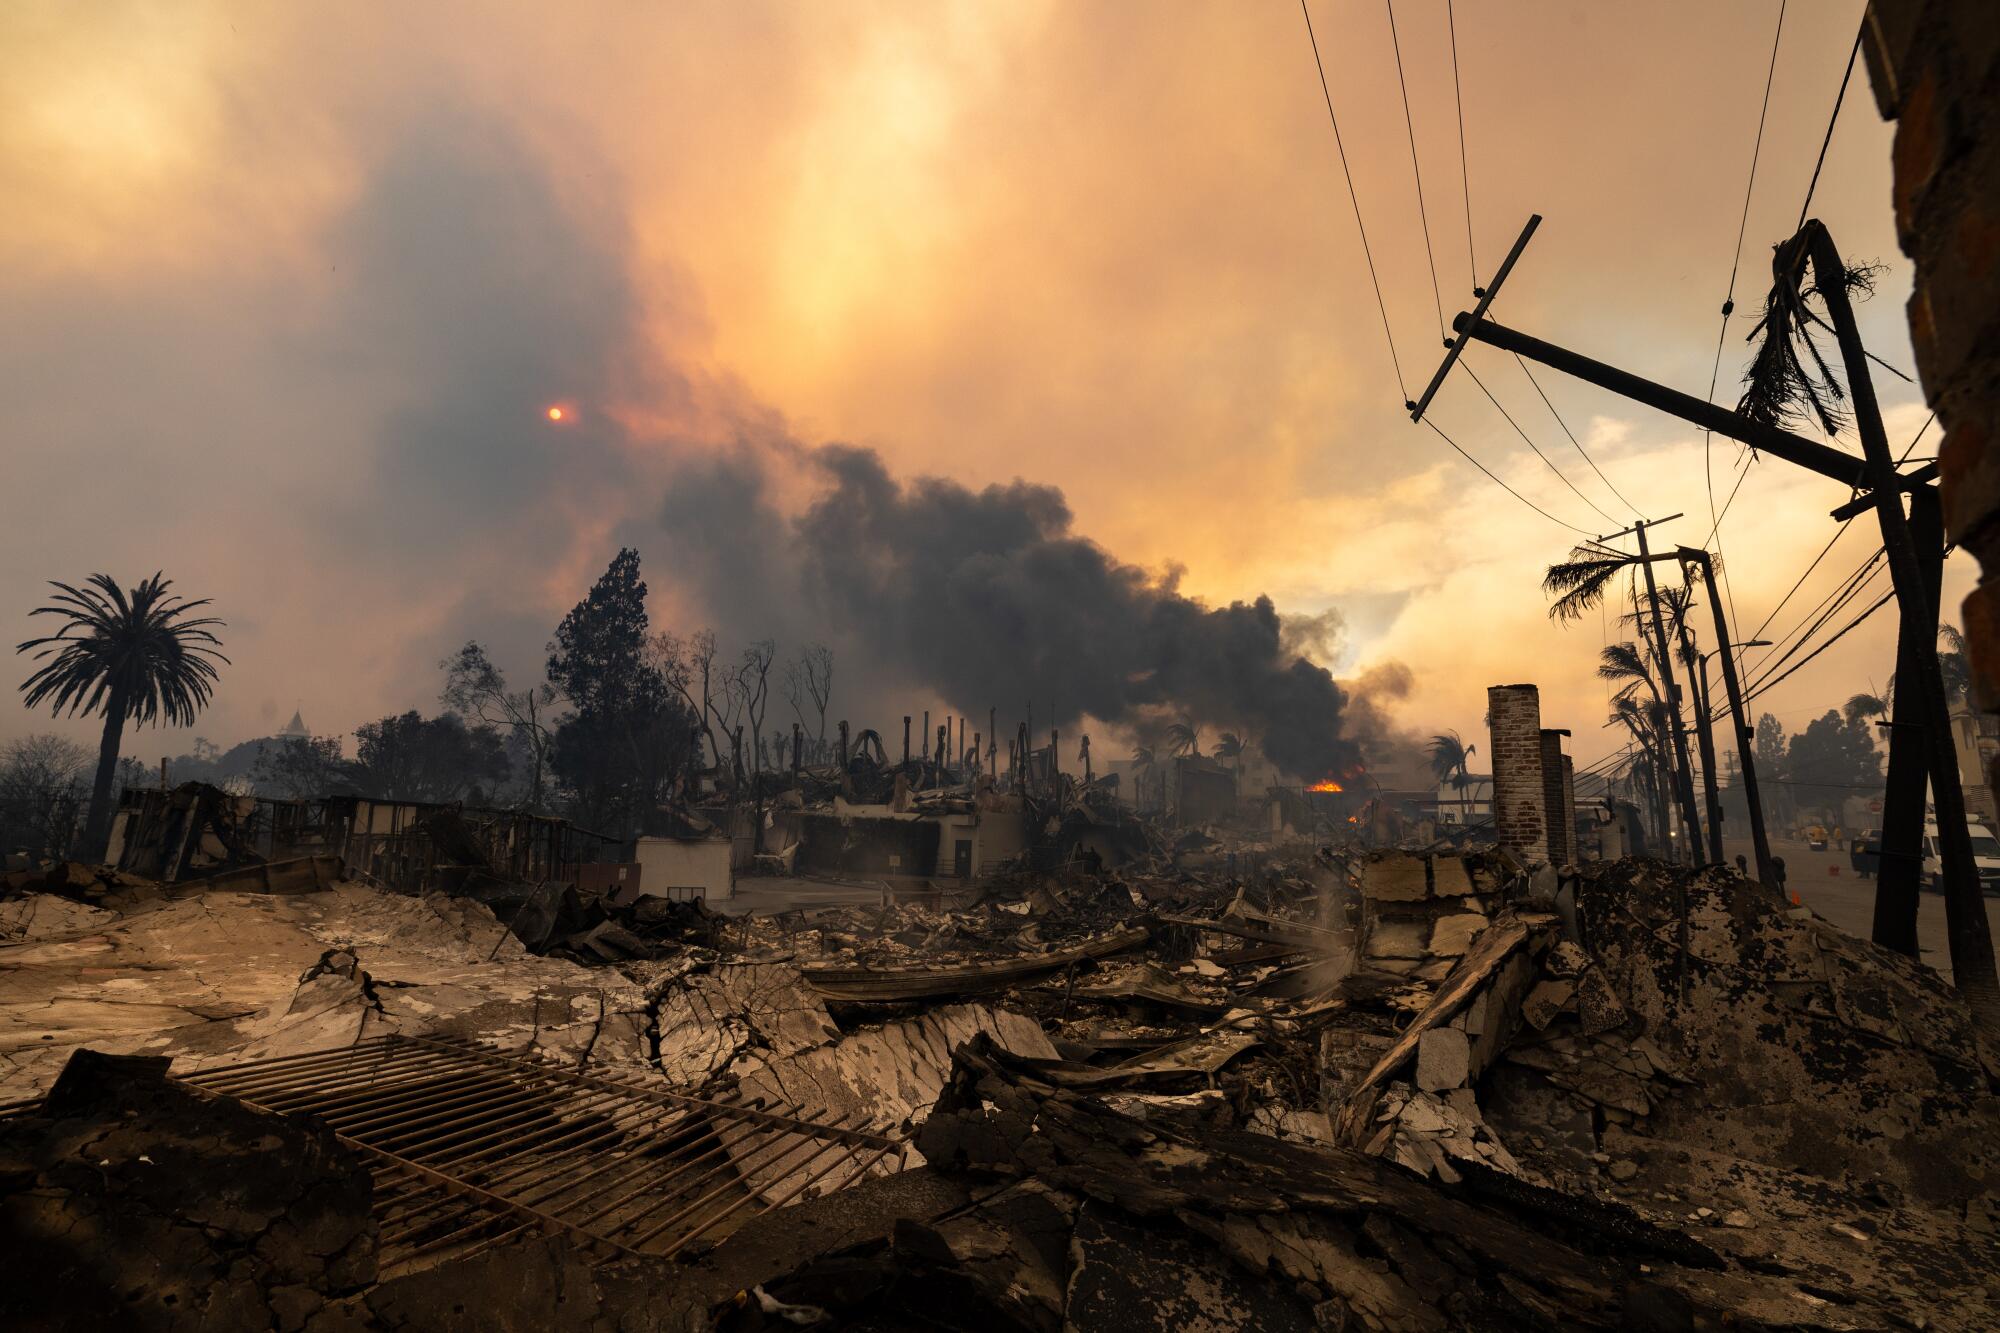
[1723,836,2000,982]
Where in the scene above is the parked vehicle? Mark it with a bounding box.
[1919,821,2000,896]
[1851,829,1881,880]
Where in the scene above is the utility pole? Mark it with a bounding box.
[1589,515,1706,861]
[1800,221,1998,1018]
[1693,624,1773,879]
[1838,480,1943,958]
[1678,547,1775,884]
[1410,212,1996,1018]
[1631,518,1705,860]
[1685,634,1724,866]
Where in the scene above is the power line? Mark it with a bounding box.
[1298,0,1579,534]
[1797,22,1864,229]
[1719,0,1787,360]
[1704,0,1784,640]
[1298,0,1410,401]
[1745,587,1895,703]
[1512,353,1644,518]
[1735,414,1938,702]
[1462,362,1619,525]
[1446,0,1476,290]
[1742,548,1886,693]
[1742,412,1932,647]
[1385,0,1447,342]
[1437,10,1637,525]
[1421,418,1595,536]
[1750,546,1885,683]
[1746,521,1858,647]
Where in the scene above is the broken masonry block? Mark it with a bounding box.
[1426,912,1490,958]
[1416,1027,1472,1092]
[1521,978,1577,1031]
[1362,853,1430,903]
[1430,856,1476,896]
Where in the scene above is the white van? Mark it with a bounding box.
[1920,822,2000,896]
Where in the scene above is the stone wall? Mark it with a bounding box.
[1863,4,2000,740]
[1487,685,1548,864]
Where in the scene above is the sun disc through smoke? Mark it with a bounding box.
[546,406,565,422]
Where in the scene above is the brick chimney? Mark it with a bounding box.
[1487,685,1549,865]
[1539,729,1571,864]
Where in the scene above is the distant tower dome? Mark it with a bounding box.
[278,707,308,739]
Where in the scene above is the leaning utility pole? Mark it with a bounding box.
[1799,220,1997,1016]
[1832,480,1943,958]
[1410,212,1997,1021]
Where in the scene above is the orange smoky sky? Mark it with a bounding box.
[0,1,1937,771]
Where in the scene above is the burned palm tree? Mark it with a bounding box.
[1737,235,1881,436]
[1165,716,1202,759]
[16,573,227,857]
[1427,731,1475,791]
[1610,696,1672,855]
[1543,544,1639,625]
[1845,692,1890,728]
[1598,641,1664,712]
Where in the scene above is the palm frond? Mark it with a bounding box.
[1597,642,1651,684]
[1543,547,1632,624]
[1738,234,1881,435]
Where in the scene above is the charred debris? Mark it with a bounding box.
[4,690,2000,1331]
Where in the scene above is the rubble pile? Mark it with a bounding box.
[0,1051,376,1331]
[3,839,1999,1327]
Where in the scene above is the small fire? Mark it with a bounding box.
[1308,779,1343,793]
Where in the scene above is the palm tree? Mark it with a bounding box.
[1598,641,1665,712]
[1844,692,1889,727]
[1611,696,1672,854]
[1938,624,1970,704]
[1131,743,1160,811]
[1427,731,1474,790]
[1165,716,1202,759]
[1213,732,1244,767]
[16,573,226,857]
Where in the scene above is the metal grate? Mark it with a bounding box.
[175,1033,911,1277]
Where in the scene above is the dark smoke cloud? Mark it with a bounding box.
[655,442,1364,780]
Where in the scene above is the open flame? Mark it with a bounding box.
[1308,779,1343,793]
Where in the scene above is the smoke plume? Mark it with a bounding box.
[657,442,1363,780]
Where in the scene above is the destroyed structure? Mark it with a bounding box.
[4,679,1999,1331]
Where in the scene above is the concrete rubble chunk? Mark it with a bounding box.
[1416,1027,1471,1092]
[1429,856,1477,897]
[1521,978,1577,1030]
[1361,853,1431,902]
[1426,911,1489,958]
